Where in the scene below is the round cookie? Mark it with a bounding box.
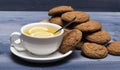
[49,17,63,26]
[59,29,82,54]
[61,11,89,23]
[86,30,111,44]
[75,20,102,32]
[107,41,120,55]
[48,6,74,16]
[82,42,108,58]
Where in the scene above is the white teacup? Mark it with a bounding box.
[10,22,64,55]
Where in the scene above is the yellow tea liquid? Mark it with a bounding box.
[24,26,60,37]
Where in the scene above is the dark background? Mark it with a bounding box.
[0,0,119,11]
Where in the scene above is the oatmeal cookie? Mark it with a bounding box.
[48,6,74,16]
[86,30,111,44]
[82,42,108,58]
[59,29,82,54]
[61,11,89,23]
[107,41,120,55]
[75,20,102,32]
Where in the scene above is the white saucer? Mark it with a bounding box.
[10,40,72,63]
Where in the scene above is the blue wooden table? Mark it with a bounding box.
[0,11,120,70]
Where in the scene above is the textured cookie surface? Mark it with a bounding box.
[59,29,82,54]
[48,6,74,16]
[49,17,63,26]
[61,11,89,23]
[86,30,111,44]
[75,20,102,32]
[107,41,120,55]
[82,42,108,58]
[75,41,84,50]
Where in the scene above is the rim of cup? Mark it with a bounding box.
[21,22,64,39]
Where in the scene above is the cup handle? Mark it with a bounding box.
[10,32,26,51]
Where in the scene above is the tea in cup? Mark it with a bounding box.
[24,25,60,37]
[10,22,64,55]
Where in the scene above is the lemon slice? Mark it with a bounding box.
[28,26,48,34]
[30,32,54,37]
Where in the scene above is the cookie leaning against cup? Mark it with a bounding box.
[61,11,89,23]
[82,42,108,59]
[86,30,111,44]
[59,29,82,54]
[48,6,74,16]
[75,20,102,33]
[107,41,120,55]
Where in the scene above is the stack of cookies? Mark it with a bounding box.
[48,6,120,59]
